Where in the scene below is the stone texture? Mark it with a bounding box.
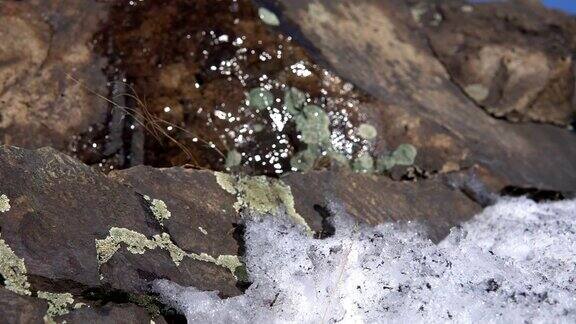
[0,145,240,298]
[61,303,162,324]
[420,0,576,125]
[0,288,47,324]
[0,1,109,151]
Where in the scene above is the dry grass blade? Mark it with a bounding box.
[66,74,227,168]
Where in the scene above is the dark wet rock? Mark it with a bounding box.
[264,0,576,192]
[283,170,481,242]
[0,288,47,324]
[110,166,241,258]
[0,145,240,298]
[0,1,109,151]
[61,303,163,324]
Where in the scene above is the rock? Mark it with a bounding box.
[0,145,481,320]
[60,303,162,324]
[0,1,109,151]
[110,166,241,258]
[263,0,576,191]
[0,145,240,309]
[0,288,47,324]
[421,0,576,125]
[282,170,481,241]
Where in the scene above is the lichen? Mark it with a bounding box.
[37,291,74,318]
[284,87,307,115]
[225,150,242,169]
[153,233,186,266]
[376,144,417,172]
[258,7,280,26]
[294,105,331,145]
[215,172,237,195]
[248,87,274,111]
[143,196,172,225]
[95,227,156,265]
[0,234,30,295]
[352,153,375,173]
[357,123,377,140]
[290,146,319,172]
[95,227,241,277]
[0,194,10,213]
[215,173,313,235]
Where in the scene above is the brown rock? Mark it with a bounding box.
[61,303,162,324]
[0,288,47,324]
[420,0,576,125]
[0,1,109,151]
[0,145,240,297]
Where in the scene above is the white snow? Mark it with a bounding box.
[153,197,576,323]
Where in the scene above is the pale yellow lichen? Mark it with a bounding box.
[95,228,241,277]
[37,291,74,318]
[153,233,185,266]
[0,234,31,295]
[143,196,172,225]
[215,172,237,195]
[215,173,313,235]
[95,227,156,265]
[0,194,10,213]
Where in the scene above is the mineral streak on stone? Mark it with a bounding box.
[214,172,313,235]
[0,235,30,296]
[0,194,10,213]
[95,227,241,277]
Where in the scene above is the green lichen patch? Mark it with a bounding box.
[357,123,377,140]
[377,144,418,172]
[95,228,242,277]
[0,194,10,213]
[0,234,30,295]
[37,291,74,318]
[258,7,280,26]
[290,146,319,172]
[225,150,242,169]
[284,87,307,115]
[352,153,374,173]
[294,105,331,145]
[248,87,274,111]
[143,196,172,225]
[215,173,313,235]
[215,172,237,195]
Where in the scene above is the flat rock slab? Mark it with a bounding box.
[264,0,576,192]
[0,1,109,151]
[0,145,479,321]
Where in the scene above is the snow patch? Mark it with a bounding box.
[154,197,576,323]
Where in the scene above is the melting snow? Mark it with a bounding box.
[154,197,576,323]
